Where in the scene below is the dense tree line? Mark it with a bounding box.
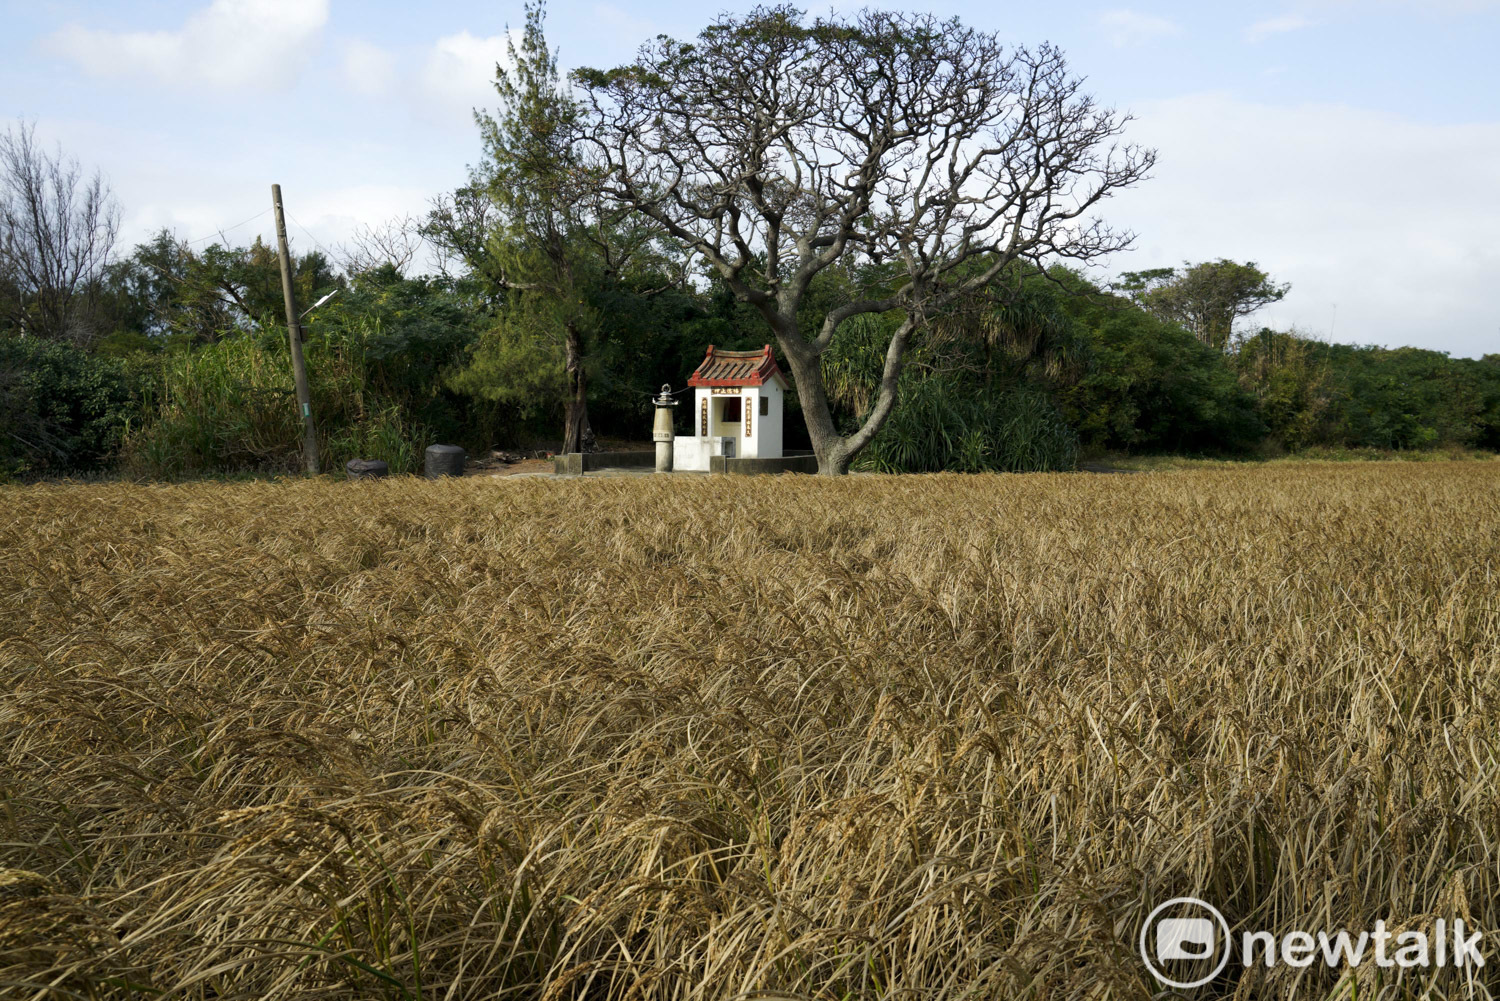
[5,226,1494,481]
[2,6,1497,480]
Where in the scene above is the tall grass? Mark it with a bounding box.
[2,463,1498,998]
[823,313,1080,474]
[122,330,436,478]
[856,379,1079,473]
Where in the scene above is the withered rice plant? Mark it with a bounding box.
[2,462,1498,999]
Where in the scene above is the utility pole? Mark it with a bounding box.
[271,183,319,474]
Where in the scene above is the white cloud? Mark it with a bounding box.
[1097,10,1183,47]
[328,28,522,132]
[1101,93,1500,357]
[46,0,329,91]
[419,30,518,124]
[341,40,397,98]
[1246,14,1315,42]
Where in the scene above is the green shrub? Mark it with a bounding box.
[121,331,312,477]
[122,328,448,479]
[856,379,1079,473]
[0,337,144,478]
[1056,302,1266,455]
[325,406,433,476]
[122,270,481,479]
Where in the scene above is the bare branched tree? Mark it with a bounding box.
[339,215,424,278]
[0,121,120,345]
[576,6,1155,473]
[422,185,495,279]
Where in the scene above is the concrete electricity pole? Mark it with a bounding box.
[271,183,320,475]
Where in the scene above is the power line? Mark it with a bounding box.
[184,207,271,246]
[286,210,334,262]
[178,206,345,267]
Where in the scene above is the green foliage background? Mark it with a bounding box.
[0,337,143,478]
[116,267,488,478]
[5,245,1498,480]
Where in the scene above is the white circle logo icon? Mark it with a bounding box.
[1140,896,1232,989]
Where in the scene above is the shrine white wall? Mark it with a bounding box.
[672,382,785,468]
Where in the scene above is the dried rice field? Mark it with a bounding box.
[3,463,1499,999]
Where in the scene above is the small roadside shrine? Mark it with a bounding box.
[673,345,789,471]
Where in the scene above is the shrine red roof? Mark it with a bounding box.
[686,344,788,388]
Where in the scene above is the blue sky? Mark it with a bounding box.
[3,0,1498,356]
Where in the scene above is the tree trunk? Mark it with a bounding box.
[777,341,848,474]
[779,341,880,475]
[776,315,915,476]
[562,320,591,454]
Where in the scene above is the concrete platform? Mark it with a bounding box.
[710,453,818,475]
[553,450,818,476]
[552,451,655,475]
